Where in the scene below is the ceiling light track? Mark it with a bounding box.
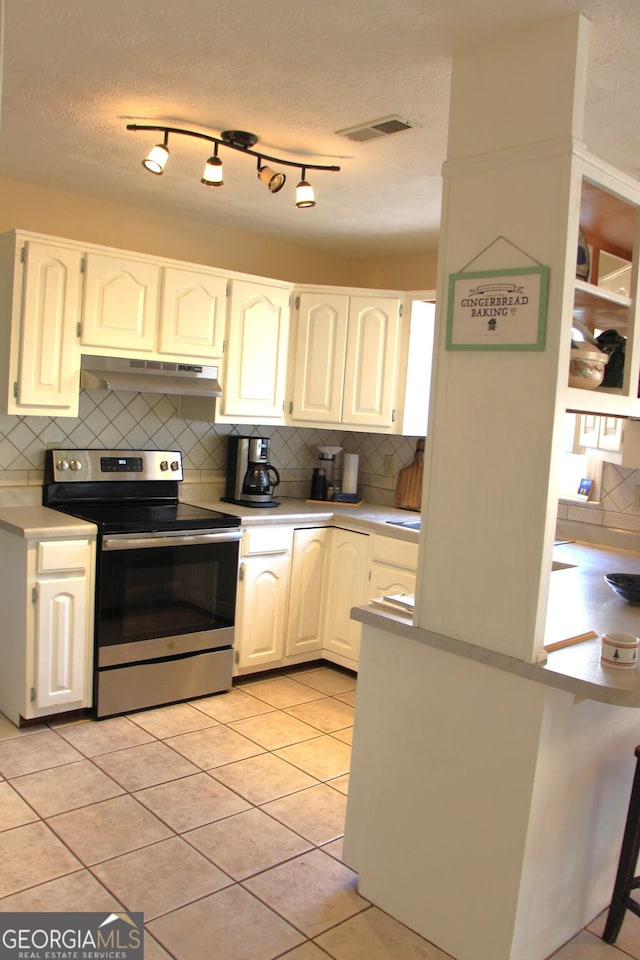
[127,123,339,209]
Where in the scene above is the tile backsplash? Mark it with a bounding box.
[558,461,640,534]
[7,389,639,530]
[0,389,422,505]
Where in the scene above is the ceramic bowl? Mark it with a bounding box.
[569,344,609,389]
[604,573,640,604]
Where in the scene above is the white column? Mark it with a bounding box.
[417,14,588,662]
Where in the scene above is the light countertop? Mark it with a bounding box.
[353,539,640,707]
[0,505,97,539]
[0,495,418,541]
[182,495,421,541]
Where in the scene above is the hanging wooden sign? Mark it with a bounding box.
[446,265,549,351]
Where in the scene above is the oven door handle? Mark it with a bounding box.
[102,529,243,551]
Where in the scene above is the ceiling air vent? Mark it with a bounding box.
[336,116,413,143]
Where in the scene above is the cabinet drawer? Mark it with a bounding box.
[37,539,91,574]
[242,526,293,557]
[371,534,418,570]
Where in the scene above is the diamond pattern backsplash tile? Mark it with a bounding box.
[4,389,640,530]
[0,389,421,495]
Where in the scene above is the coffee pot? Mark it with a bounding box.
[243,460,280,497]
[223,436,281,507]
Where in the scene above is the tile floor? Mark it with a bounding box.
[0,662,638,960]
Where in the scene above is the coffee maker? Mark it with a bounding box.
[223,436,281,507]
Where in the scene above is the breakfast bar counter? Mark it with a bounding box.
[344,537,640,960]
[352,539,640,707]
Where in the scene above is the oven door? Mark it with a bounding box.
[96,529,241,667]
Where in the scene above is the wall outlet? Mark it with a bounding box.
[383,454,395,476]
[634,485,640,511]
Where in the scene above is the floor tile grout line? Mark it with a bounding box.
[231,875,371,946]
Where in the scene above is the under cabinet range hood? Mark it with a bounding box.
[80,356,222,397]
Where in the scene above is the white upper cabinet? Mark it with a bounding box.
[291,292,348,423]
[159,266,227,358]
[565,152,640,417]
[220,278,292,421]
[289,288,402,431]
[81,251,160,352]
[82,253,228,360]
[0,235,82,416]
[343,296,401,428]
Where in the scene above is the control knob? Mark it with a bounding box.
[160,460,169,471]
[171,460,180,472]
[56,459,69,472]
[69,459,83,471]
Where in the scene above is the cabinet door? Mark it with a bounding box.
[236,553,291,670]
[81,252,159,351]
[369,560,416,600]
[290,293,348,423]
[222,280,290,419]
[160,267,227,358]
[17,241,82,413]
[286,527,330,657]
[324,528,370,666]
[342,297,400,427]
[35,575,89,710]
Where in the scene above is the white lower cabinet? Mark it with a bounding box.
[0,531,95,726]
[234,523,419,676]
[286,527,331,661]
[324,528,371,669]
[369,534,418,599]
[235,525,293,674]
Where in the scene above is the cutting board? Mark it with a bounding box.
[395,439,424,511]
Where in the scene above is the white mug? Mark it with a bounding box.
[601,633,640,669]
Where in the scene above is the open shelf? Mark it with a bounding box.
[572,280,631,334]
[565,157,640,417]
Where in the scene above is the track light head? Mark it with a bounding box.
[142,141,170,175]
[258,164,286,194]
[295,169,316,208]
[201,147,224,186]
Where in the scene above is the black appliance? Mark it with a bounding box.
[223,436,281,507]
[43,448,242,718]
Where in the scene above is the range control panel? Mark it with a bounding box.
[48,449,184,482]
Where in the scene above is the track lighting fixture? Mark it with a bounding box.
[127,124,339,208]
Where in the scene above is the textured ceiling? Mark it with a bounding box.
[1,0,639,258]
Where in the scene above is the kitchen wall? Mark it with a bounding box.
[0,388,421,506]
[0,177,438,291]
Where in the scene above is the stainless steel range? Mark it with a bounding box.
[43,448,241,718]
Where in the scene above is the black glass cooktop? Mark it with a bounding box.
[49,501,241,535]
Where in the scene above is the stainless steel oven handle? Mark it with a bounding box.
[102,529,242,551]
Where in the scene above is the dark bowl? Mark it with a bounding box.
[604,574,640,605]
